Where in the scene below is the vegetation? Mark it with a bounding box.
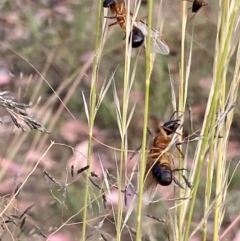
[0,0,240,241]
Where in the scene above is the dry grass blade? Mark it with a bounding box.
[188,104,194,133]
[1,204,36,239]
[149,196,191,203]
[121,194,137,233]
[100,167,112,210]
[96,69,116,110]
[168,68,177,111]
[86,218,105,240]
[62,186,67,205]
[126,225,148,241]
[105,169,118,181]
[14,182,22,197]
[44,170,62,187]
[2,216,17,226]
[129,144,141,160]
[0,91,48,132]
[88,195,94,216]
[17,226,26,239]
[113,185,131,195]
[82,91,90,125]
[100,233,108,241]
[44,170,68,205]
[19,204,35,219]
[190,191,227,238]
[126,103,136,130]
[128,226,137,236]
[112,80,123,138]
[144,213,165,223]
[89,177,107,208]
[19,216,26,231]
[32,228,47,238]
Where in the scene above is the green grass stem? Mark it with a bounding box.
[135,0,155,240]
[183,1,240,240]
[81,0,104,240]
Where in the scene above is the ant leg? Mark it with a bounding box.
[173,173,192,190]
[147,127,154,135]
[181,174,193,189]
[109,21,118,27]
[189,12,197,21]
[172,168,192,190]
[129,144,142,160]
[169,110,185,121]
[172,176,184,189]
[176,142,184,158]
[138,16,148,23]
[172,169,192,189]
[169,111,178,121]
[175,130,183,136]
[176,134,203,152]
[104,16,117,19]
[171,168,189,173]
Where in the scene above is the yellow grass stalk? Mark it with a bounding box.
[182,1,240,241]
[81,0,105,240]
[135,0,155,240]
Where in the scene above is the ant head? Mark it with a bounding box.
[130,27,144,48]
[192,1,203,12]
[162,119,181,135]
[103,0,115,8]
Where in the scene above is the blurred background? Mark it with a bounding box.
[0,0,240,240]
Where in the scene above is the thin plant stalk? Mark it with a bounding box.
[213,2,240,240]
[183,0,240,240]
[176,1,188,240]
[81,0,103,240]
[115,1,139,239]
[135,0,154,240]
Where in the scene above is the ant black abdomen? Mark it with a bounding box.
[130,27,144,48]
[103,0,115,8]
[152,163,172,186]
